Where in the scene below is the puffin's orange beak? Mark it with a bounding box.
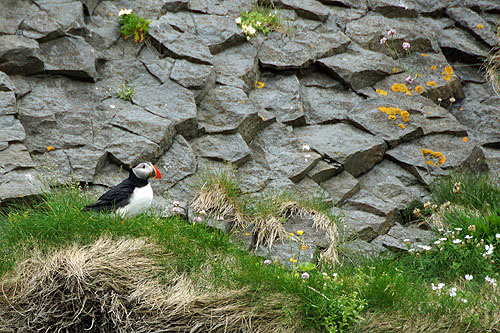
[152,165,162,179]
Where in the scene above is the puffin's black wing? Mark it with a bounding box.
[84,179,134,212]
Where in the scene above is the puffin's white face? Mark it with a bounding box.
[132,162,162,180]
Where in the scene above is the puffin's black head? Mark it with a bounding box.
[131,162,162,180]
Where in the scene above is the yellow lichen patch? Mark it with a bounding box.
[431,65,437,70]
[427,81,438,87]
[376,89,388,96]
[477,24,484,29]
[391,83,411,95]
[400,111,410,122]
[255,81,265,89]
[46,146,55,152]
[242,100,245,103]
[442,75,452,82]
[463,137,468,142]
[378,106,410,122]
[398,123,406,129]
[421,149,446,166]
[459,108,463,111]
[444,66,453,75]
[421,53,429,57]
[392,67,399,73]
[415,85,424,93]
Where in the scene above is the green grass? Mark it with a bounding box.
[0,182,363,332]
[2,171,500,331]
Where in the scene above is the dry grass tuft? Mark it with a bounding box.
[485,50,500,97]
[0,237,301,332]
[280,201,339,263]
[191,183,246,230]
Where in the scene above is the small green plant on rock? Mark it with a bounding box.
[116,82,135,101]
[236,2,290,39]
[118,9,150,43]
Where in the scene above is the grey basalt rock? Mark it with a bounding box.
[95,125,161,168]
[155,135,197,190]
[318,0,367,9]
[0,169,44,202]
[343,189,399,219]
[258,29,351,70]
[192,14,246,54]
[149,17,213,65]
[368,0,420,18]
[0,143,34,175]
[212,43,259,93]
[446,7,498,48]
[19,10,63,41]
[347,95,467,148]
[190,133,251,167]
[317,45,399,90]
[373,52,465,107]
[110,99,176,152]
[300,85,363,124]
[308,160,341,183]
[249,74,306,126]
[161,0,189,13]
[319,171,360,206]
[340,209,394,242]
[197,85,274,142]
[39,36,99,81]
[250,123,322,183]
[451,100,500,146]
[294,123,387,177]
[137,47,176,84]
[0,0,37,35]
[170,59,216,103]
[0,35,44,75]
[34,0,86,35]
[63,146,107,183]
[386,134,488,185]
[345,13,439,56]
[188,0,252,16]
[280,0,330,22]
[342,238,387,258]
[439,28,490,60]
[132,81,199,139]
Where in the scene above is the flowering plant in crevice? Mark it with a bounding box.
[118,9,151,43]
[236,5,289,40]
[380,29,416,80]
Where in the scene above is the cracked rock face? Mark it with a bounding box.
[1,0,499,262]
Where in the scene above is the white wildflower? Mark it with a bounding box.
[235,17,241,24]
[449,287,457,297]
[118,9,132,16]
[453,239,462,244]
[464,274,473,281]
[461,298,467,303]
[496,233,500,239]
[302,144,311,151]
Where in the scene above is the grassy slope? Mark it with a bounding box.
[1,173,499,332]
[0,183,360,332]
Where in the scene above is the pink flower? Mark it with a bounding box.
[402,42,411,50]
[301,272,310,279]
[380,37,388,44]
[172,206,181,213]
[194,216,202,223]
[172,201,180,207]
[387,29,396,36]
[264,259,272,265]
[405,75,413,84]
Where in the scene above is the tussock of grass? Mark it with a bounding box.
[0,236,301,332]
[485,50,500,97]
[192,166,246,230]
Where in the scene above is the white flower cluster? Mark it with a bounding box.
[483,244,494,257]
[119,9,132,16]
[485,275,497,287]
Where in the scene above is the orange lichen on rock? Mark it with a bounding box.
[421,149,446,166]
[391,83,411,95]
[378,106,410,122]
[415,85,424,93]
[376,89,388,96]
[426,81,438,87]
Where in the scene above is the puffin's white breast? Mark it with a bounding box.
[116,184,153,218]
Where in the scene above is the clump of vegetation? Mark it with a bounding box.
[118,9,150,43]
[236,1,291,39]
[0,182,364,332]
[116,82,135,101]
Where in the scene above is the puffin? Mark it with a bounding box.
[85,162,162,218]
